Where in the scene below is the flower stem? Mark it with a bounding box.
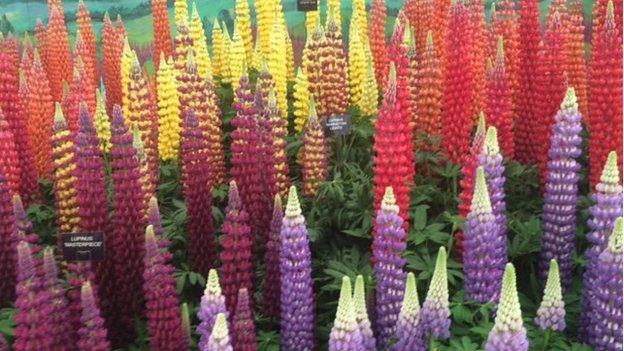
[541,329,552,351]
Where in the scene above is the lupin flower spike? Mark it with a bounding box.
[420,247,450,340]
[394,272,426,350]
[535,259,566,331]
[463,167,504,303]
[352,275,375,350]
[586,217,623,350]
[280,186,315,350]
[539,87,583,291]
[77,281,111,351]
[373,186,407,348]
[579,151,622,340]
[485,264,529,351]
[329,277,363,351]
[197,269,228,350]
[206,313,233,351]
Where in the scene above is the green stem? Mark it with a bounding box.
[541,329,552,351]
[429,335,436,350]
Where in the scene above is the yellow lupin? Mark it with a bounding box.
[94,88,112,153]
[284,25,295,81]
[254,0,276,59]
[305,2,320,36]
[174,0,188,30]
[189,2,212,79]
[268,18,287,117]
[293,67,310,132]
[211,19,224,79]
[220,24,233,84]
[156,55,181,161]
[250,36,263,71]
[352,0,368,44]
[235,0,253,63]
[348,11,366,107]
[229,23,247,91]
[120,37,134,118]
[360,57,378,116]
[328,0,341,29]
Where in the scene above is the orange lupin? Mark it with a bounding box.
[370,0,389,88]
[46,5,73,102]
[76,0,97,85]
[468,0,487,121]
[65,61,95,133]
[533,11,567,183]
[0,108,21,196]
[26,51,54,177]
[485,38,515,159]
[73,32,97,115]
[102,13,125,114]
[416,31,443,150]
[34,20,49,76]
[151,0,173,70]
[490,0,521,127]
[564,0,589,120]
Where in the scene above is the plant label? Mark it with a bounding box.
[61,232,105,261]
[324,115,352,136]
[297,0,318,11]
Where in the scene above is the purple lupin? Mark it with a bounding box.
[464,167,505,303]
[538,87,583,290]
[478,126,508,272]
[587,217,623,351]
[280,186,315,351]
[329,277,363,351]
[394,272,426,350]
[579,151,622,340]
[197,269,229,351]
[535,259,565,331]
[419,247,450,341]
[373,186,407,349]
